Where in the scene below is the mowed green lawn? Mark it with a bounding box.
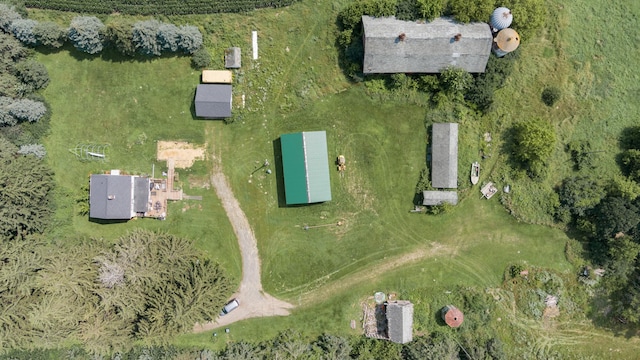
[34,0,640,356]
[39,50,242,281]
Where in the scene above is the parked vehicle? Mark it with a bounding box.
[220,299,240,316]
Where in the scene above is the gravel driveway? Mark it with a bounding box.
[193,166,293,332]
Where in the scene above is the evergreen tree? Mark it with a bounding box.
[0,3,21,32]
[0,136,54,240]
[9,19,38,46]
[132,20,162,56]
[177,25,203,54]
[68,16,105,54]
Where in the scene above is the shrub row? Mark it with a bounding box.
[23,0,299,15]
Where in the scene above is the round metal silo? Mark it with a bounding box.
[490,7,513,31]
[493,28,520,57]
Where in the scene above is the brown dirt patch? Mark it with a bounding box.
[157,141,206,168]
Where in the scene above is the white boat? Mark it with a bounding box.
[470,162,480,185]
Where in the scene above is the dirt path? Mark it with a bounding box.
[193,157,293,333]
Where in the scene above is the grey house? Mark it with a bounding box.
[362,16,492,74]
[194,84,232,118]
[89,174,149,220]
[422,190,458,205]
[386,301,414,344]
[431,123,458,189]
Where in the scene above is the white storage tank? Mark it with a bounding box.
[490,7,513,32]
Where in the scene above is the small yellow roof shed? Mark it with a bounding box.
[202,70,233,84]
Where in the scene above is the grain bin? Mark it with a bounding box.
[492,28,520,57]
[490,7,513,31]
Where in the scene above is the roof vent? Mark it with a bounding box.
[454,33,462,42]
[398,33,406,41]
[108,195,115,200]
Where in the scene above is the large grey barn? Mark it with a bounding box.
[362,16,492,74]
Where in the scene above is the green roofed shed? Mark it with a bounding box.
[280,131,332,205]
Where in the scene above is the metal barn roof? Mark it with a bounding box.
[431,123,459,189]
[362,16,493,74]
[280,131,332,205]
[225,47,241,68]
[387,301,414,344]
[422,191,458,205]
[194,84,232,118]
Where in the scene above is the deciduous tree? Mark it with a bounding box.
[104,18,135,56]
[34,21,66,48]
[511,118,556,176]
[16,59,50,91]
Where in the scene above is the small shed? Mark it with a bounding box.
[441,305,464,328]
[431,123,459,189]
[280,131,332,205]
[89,174,150,220]
[386,301,414,344]
[422,191,458,205]
[202,70,233,84]
[362,16,493,74]
[225,47,241,68]
[194,84,232,118]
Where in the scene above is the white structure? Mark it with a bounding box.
[252,31,258,60]
[490,7,513,32]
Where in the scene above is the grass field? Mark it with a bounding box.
[33,0,640,356]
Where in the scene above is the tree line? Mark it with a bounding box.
[0,3,204,57]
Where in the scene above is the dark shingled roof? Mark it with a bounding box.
[89,174,134,220]
[431,123,458,189]
[387,301,414,344]
[133,177,150,213]
[90,174,150,220]
[195,84,232,118]
[362,16,492,74]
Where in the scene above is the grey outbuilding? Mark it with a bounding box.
[194,84,232,118]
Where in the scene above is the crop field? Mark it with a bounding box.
[33,0,640,356]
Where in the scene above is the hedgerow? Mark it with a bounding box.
[23,0,300,15]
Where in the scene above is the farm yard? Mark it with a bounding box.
[0,0,638,357]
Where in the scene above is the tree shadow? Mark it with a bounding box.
[618,126,640,150]
[333,16,364,83]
